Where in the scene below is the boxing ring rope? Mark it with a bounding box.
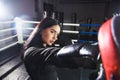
[63,23,101,27]
[79,32,98,35]
[0,21,18,51]
[0,21,14,24]
[0,35,17,42]
[63,23,101,43]
[0,18,101,52]
[63,23,79,26]
[0,27,15,33]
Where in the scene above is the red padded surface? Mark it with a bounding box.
[98,18,120,80]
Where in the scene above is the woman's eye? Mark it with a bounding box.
[51,30,54,33]
[50,29,58,35]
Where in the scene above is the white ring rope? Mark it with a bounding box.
[0,42,18,52]
[16,19,80,26]
[0,21,14,24]
[63,23,79,26]
[21,20,39,24]
[0,28,16,33]
[0,20,17,51]
[0,35,17,42]
[23,34,29,37]
[14,18,80,26]
[24,27,34,30]
[62,30,79,34]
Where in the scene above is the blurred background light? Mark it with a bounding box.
[0,1,13,20]
[0,2,8,18]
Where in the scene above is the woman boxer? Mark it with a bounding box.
[22,17,99,80]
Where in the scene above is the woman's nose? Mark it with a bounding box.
[53,34,58,40]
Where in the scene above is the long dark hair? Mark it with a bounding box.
[24,17,60,49]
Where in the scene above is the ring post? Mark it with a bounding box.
[14,17,24,44]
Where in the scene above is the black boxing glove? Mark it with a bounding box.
[56,42,99,69]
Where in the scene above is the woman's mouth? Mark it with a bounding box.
[50,40,55,44]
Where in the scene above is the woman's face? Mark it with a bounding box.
[41,25,60,46]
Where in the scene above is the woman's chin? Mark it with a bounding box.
[48,43,53,46]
